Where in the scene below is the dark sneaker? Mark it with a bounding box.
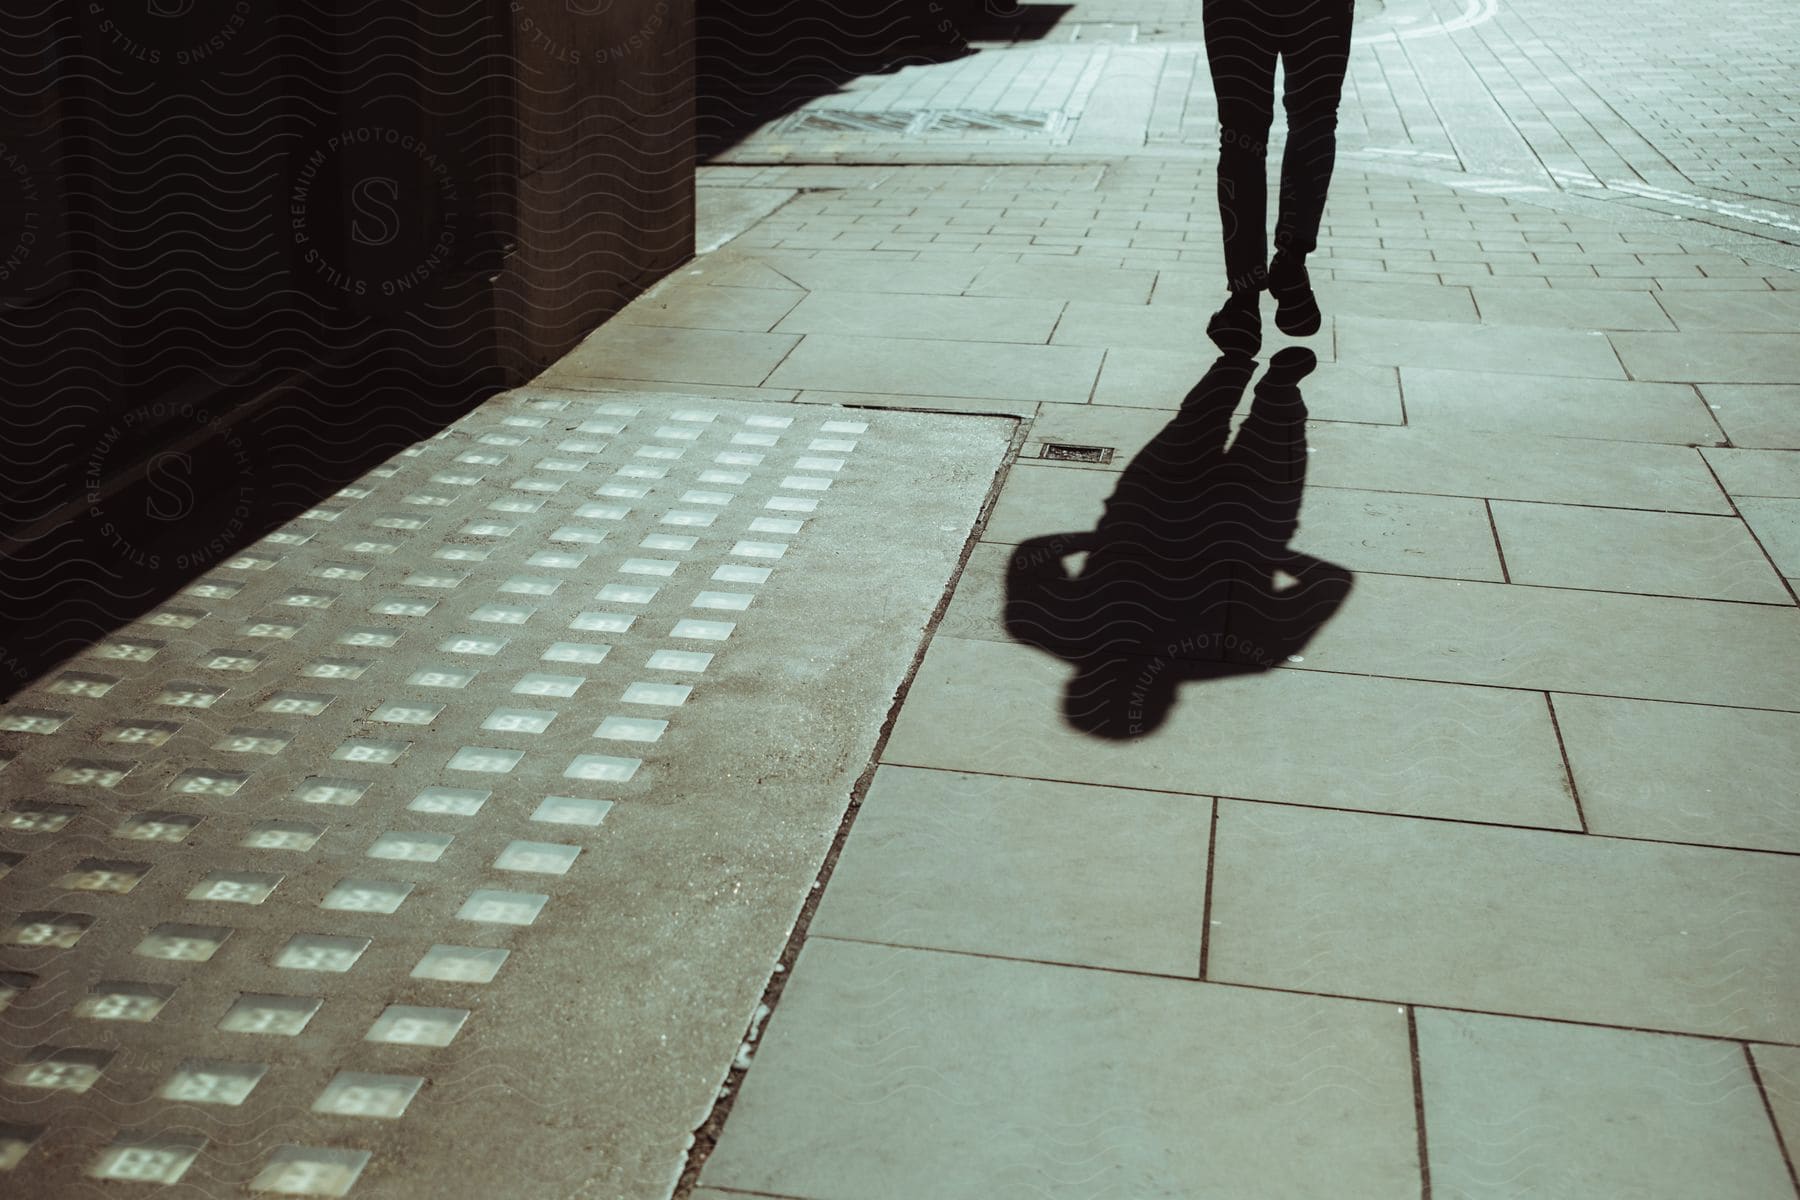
[1207,289,1262,358]
[1268,255,1321,336]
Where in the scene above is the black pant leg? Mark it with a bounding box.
[1273,1,1355,260]
[1204,0,1281,291]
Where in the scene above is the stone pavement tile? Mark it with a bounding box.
[690,258,803,290]
[977,467,1503,581]
[1552,695,1800,854]
[612,282,804,332]
[523,377,799,404]
[965,260,1157,304]
[701,940,1421,1200]
[885,637,1578,828]
[765,334,1102,404]
[1317,279,1479,323]
[771,290,1064,344]
[1469,285,1674,330]
[1416,1010,1795,1200]
[1702,448,1800,498]
[793,389,1036,418]
[1489,502,1790,603]
[1336,317,1626,378]
[1089,350,1399,422]
[539,324,799,387]
[1051,300,1335,358]
[1752,1044,1800,1161]
[1305,425,1730,512]
[1611,332,1800,383]
[711,253,982,295]
[1400,367,1720,445]
[808,766,1210,975]
[1737,498,1800,581]
[1289,571,1800,709]
[1207,800,1800,1041]
[1656,289,1800,332]
[1148,274,1480,326]
[1700,384,1800,449]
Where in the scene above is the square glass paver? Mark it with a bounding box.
[218,994,321,1036]
[75,982,173,1023]
[312,1071,423,1119]
[321,879,412,914]
[367,833,453,863]
[7,1047,112,1093]
[531,796,613,827]
[160,1059,267,1106]
[412,944,509,983]
[409,787,489,816]
[366,1004,469,1047]
[495,841,581,875]
[250,1146,372,1197]
[137,924,233,962]
[87,1132,205,1184]
[455,889,548,926]
[276,934,371,973]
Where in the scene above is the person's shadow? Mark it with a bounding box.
[1004,347,1352,739]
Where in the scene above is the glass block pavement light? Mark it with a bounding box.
[0,389,1015,1197]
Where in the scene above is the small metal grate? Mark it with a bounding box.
[1038,443,1114,464]
[778,109,1066,138]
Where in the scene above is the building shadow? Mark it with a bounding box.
[1003,348,1353,739]
[697,1,1070,159]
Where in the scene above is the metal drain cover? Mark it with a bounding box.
[1039,443,1115,464]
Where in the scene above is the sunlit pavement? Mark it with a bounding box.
[5,1,1800,1197]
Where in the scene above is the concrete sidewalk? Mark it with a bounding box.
[575,152,1800,1197]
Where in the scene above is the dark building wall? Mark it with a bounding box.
[0,0,695,693]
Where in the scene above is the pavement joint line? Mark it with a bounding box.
[802,932,1800,1050]
[672,409,1029,1196]
[1745,1044,1800,1191]
[866,760,1800,860]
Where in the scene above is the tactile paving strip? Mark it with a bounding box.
[0,388,1013,1196]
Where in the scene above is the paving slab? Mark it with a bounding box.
[1752,1044,1800,1164]
[770,289,1065,343]
[1304,425,1730,512]
[540,324,800,388]
[1468,285,1675,330]
[979,465,1503,581]
[1207,801,1800,1041]
[1417,1010,1795,1200]
[1051,300,1335,358]
[1736,498,1800,581]
[1489,501,1790,602]
[764,333,1103,403]
[0,388,1013,1198]
[701,939,1421,1200]
[966,261,1157,305]
[1611,331,1800,383]
[884,636,1579,829]
[1702,447,1800,498]
[1288,571,1800,709]
[1656,289,1800,332]
[1399,366,1720,444]
[613,282,805,333]
[706,253,984,295]
[1336,316,1627,378]
[1552,694,1800,853]
[1699,384,1800,449]
[808,766,1211,975]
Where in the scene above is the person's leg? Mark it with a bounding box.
[1271,0,1354,267]
[1203,0,1280,294]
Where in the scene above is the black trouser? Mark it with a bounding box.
[1204,0,1355,291]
